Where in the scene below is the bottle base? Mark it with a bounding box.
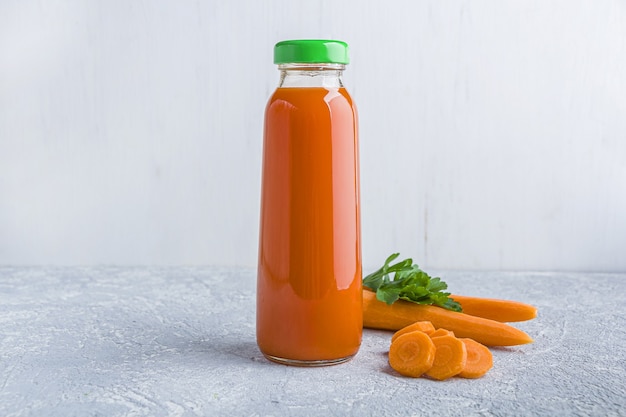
[263,353,356,367]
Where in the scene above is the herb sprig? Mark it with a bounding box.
[363,253,462,312]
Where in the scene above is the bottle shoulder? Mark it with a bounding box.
[268,87,355,108]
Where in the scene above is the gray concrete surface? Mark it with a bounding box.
[0,266,625,417]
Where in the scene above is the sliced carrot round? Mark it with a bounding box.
[425,335,467,381]
[391,321,436,343]
[458,338,493,378]
[428,328,454,338]
[388,331,436,378]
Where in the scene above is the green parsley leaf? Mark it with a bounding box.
[363,253,462,312]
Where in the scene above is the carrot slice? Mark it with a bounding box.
[388,331,436,378]
[391,321,435,343]
[450,294,537,322]
[458,338,493,379]
[425,335,467,381]
[363,289,533,346]
[428,328,454,338]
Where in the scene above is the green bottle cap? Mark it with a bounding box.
[274,39,350,65]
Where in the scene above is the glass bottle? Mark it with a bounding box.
[256,40,362,366]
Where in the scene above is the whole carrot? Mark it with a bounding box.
[363,290,533,347]
[450,294,537,322]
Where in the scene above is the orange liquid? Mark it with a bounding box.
[256,87,362,363]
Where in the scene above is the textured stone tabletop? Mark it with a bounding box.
[1,266,625,417]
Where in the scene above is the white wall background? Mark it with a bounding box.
[1,0,625,271]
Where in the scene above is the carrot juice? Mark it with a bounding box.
[256,40,362,366]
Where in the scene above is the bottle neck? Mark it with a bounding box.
[277,63,345,88]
